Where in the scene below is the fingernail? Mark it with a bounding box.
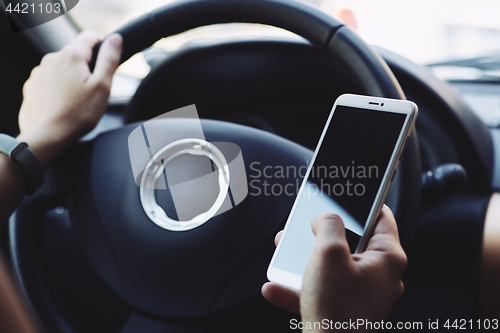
[108,34,123,50]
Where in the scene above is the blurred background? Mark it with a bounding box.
[67,0,500,78]
[64,0,500,127]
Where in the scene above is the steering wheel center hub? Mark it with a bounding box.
[139,138,230,231]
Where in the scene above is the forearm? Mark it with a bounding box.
[0,155,38,332]
[0,255,38,333]
[0,153,29,226]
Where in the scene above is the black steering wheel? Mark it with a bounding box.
[11,0,421,332]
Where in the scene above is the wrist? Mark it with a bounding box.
[0,134,45,194]
[0,152,26,180]
[16,129,67,167]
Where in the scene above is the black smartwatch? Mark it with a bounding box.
[0,134,44,194]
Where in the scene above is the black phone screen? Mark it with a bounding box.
[272,105,407,275]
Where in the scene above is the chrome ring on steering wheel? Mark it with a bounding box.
[140,138,230,231]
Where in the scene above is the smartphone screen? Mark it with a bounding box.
[271,104,408,277]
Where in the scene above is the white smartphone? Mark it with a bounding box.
[267,93,418,290]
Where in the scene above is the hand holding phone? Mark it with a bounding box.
[262,206,407,329]
[267,94,417,290]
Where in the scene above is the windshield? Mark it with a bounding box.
[70,0,500,78]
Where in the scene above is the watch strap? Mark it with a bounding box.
[0,134,19,155]
[0,134,44,194]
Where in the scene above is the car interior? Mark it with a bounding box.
[0,0,499,332]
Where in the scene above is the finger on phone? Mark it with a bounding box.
[311,213,350,264]
[274,230,283,246]
[365,205,402,253]
[261,282,300,314]
[372,205,400,240]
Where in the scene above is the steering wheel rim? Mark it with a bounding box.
[11,0,421,331]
